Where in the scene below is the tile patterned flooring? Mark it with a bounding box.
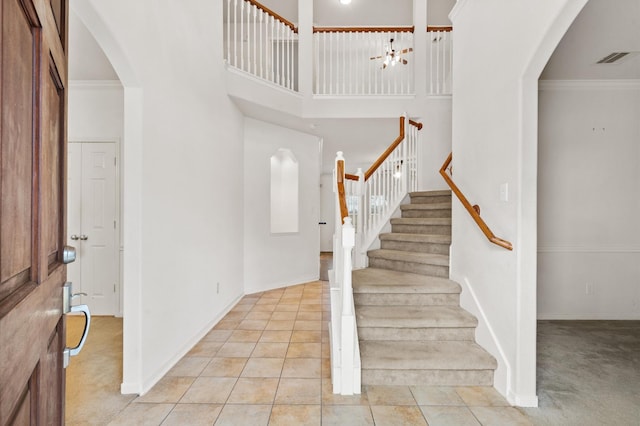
[100,281,532,425]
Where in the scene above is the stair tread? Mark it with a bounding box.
[391,217,452,225]
[379,233,451,244]
[360,341,497,370]
[356,305,477,328]
[410,190,452,197]
[353,268,459,294]
[367,249,449,266]
[400,203,451,211]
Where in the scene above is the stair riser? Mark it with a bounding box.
[401,209,451,219]
[368,258,449,278]
[391,224,451,235]
[354,293,459,306]
[409,195,452,204]
[358,327,474,341]
[362,369,494,387]
[380,240,450,255]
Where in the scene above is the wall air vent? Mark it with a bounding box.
[596,52,630,64]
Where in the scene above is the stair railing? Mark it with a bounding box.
[439,153,513,250]
[345,115,423,268]
[224,0,298,91]
[330,116,422,395]
[330,153,361,395]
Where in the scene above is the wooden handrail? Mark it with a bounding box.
[313,26,415,34]
[345,173,359,181]
[246,0,298,33]
[341,117,423,182]
[408,119,423,130]
[439,153,513,250]
[427,25,453,32]
[336,160,349,223]
[365,117,405,181]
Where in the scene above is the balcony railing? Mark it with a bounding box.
[314,27,415,96]
[224,0,298,91]
[223,0,453,96]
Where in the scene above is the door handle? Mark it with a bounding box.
[70,234,79,241]
[63,304,91,368]
[63,283,92,368]
[79,234,88,241]
[63,245,77,264]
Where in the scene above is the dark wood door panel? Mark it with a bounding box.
[0,0,69,424]
[0,0,39,303]
[0,266,64,424]
[43,65,64,271]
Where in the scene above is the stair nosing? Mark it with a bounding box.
[367,249,449,266]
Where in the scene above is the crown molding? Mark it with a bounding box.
[539,79,640,91]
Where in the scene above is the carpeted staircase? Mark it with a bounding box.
[354,190,497,386]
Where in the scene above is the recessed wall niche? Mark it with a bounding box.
[270,148,299,233]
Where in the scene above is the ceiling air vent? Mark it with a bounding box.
[596,52,630,64]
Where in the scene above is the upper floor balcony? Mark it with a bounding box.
[223,0,454,119]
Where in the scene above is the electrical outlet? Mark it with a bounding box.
[217,282,220,294]
[585,282,592,295]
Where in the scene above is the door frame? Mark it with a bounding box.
[68,138,122,317]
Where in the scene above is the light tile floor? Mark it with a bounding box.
[106,281,532,425]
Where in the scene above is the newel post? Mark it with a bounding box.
[333,152,345,288]
[354,167,365,268]
[340,217,356,394]
[402,113,409,192]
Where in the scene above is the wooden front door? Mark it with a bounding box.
[0,0,69,424]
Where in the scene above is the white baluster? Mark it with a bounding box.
[323,33,327,94]
[234,0,238,68]
[291,28,295,90]
[240,0,244,70]
[330,32,334,95]
[257,11,265,78]
[447,31,453,94]
[226,0,230,63]
[287,27,291,89]
[253,5,258,76]
[269,15,274,84]
[367,32,372,95]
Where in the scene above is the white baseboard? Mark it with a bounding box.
[130,295,243,396]
[509,390,539,408]
[538,313,640,320]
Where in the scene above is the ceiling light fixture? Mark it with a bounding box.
[340,0,352,5]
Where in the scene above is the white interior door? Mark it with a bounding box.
[67,142,118,315]
[67,143,82,291]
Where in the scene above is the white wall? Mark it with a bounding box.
[449,0,588,406]
[68,82,123,140]
[244,118,320,293]
[538,81,640,319]
[313,0,412,26]
[75,0,246,394]
[419,98,451,190]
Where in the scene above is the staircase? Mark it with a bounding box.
[354,190,497,386]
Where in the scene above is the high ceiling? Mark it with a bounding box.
[69,0,638,172]
[541,0,640,80]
